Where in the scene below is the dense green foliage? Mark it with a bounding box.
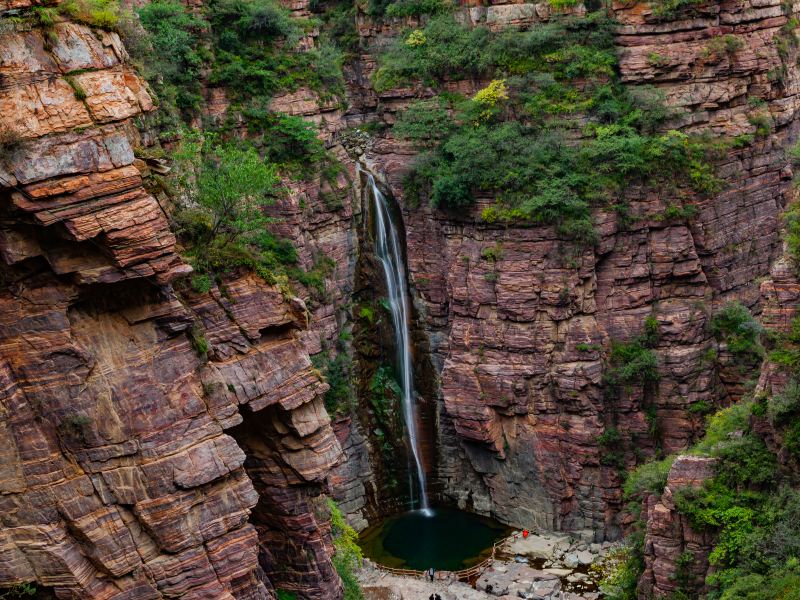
[129,0,346,126]
[366,0,451,17]
[623,454,676,499]
[649,0,704,21]
[785,200,800,269]
[134,0,209,116]
[315,335,355,416]
[60,0,120,29]
[208,0,345,102]
[384,0,452,18]
[615,390,800,600]
[710,301,764,359]
[328,500,364,600]
[605,317,660,387]
[367,365,404,491]
[172,135,314,286]
[382,12,720,240]
[127,0,349,293]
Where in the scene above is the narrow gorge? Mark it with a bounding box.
[1,0,800,598]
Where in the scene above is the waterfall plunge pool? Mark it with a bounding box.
[358,507,511,572]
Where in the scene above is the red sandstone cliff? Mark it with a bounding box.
[3,0,800,597]
[360,0,800,536]
[0,7,344,598]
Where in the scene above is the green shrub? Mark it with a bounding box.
[317,351,354,416]
[384,0,452,18]
[480,244,503,263]
[369,366,401,425]
[379,13,721,239]
[649,0,704,20]
[191,274,213,294]
[548,0,578,8]
[748,112,772,137]
[576,343,599,352]
[208,0,345,101]
[358,306,375,323]
[32,6,58,28]
[692,400,752,455]
[688,400,713,415]
[768,379,800,424]
[242,109,326,171]
[60,0,120,29]
[188,323,210,355]
[374,15,492,90]
[392,99,454,146]
[276,591,297,600]
[784,203,800,270]
[624,455,676,499]
[597,427,622,447]
[714,436,778,489]
[702,34,744,60]
[171,135,312,286]
[328,499,364,600]
[313,0,358,53]
[134,0,209,114]
[606,340,659,386]
[710,301,764,358]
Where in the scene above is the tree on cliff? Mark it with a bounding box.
[173,134,296,289]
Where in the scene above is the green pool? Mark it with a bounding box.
[359,507,510,572]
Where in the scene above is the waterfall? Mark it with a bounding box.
[364,168,431,515]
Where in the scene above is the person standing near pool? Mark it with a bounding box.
[427,567,435,581]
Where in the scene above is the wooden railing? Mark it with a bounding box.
[369,532,518,582]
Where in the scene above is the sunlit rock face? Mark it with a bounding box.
[0,8,344,598]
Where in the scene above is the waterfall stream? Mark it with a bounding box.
[364,168,431,515]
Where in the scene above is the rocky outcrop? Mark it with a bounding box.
[0,7,344,599]
[637,455,717,599]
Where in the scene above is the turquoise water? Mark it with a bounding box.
[359,507,510,571]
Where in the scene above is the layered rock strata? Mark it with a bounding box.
[358,0,800,536]
[0,9,343,599]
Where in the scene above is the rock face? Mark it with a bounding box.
[3,0,800,596]
[358,0,800,537]
[637,456,717,598]
[0,8,343,599]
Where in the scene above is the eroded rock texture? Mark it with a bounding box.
[0,9,344,599]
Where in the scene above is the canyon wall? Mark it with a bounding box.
[2,0,800,597]
[360,0,800,536]
[0,10,344,598]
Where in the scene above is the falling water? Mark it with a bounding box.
[364,169,431,515]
